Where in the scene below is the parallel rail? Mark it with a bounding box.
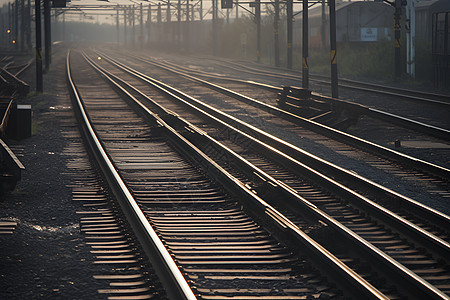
[214,58,450,107]
[143,56,450,141]
[96,50,450,233]
[66,50,197,300]
[82,49,450,299]
[82,49,392,299]
[114,51,450,180]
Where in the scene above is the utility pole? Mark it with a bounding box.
[329,0,338,98]
[20,0,25,52]
[394,0,401,79]
[186,0,190,52]
[302,0,309,89]
[287,0,293,69]
[157,3,161,43]
[124,7,127,46]
[8,3,12,47]
[62,11,65,42]
[140,3,143,49]
[212,0,217,56]
[35,0,43,92]
[44,0,51,70]
[147,4,151,45]
[27,0,31,49]
[116,7,120,44]
[254,0,261,62]
[14,0,18,48]
[0,9,3,47]
[274,0,280,67]
[177,0,181,47]
[132,5,136,48]
[321,0,326,51]
[167,0,171,44]
[406,0,415,78]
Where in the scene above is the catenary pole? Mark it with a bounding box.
[286,0,293,69]
[329,0,338,98]
[274,0,280,67]
[43,0,51,70]
[302,0,309,89]
[35,0,43,92]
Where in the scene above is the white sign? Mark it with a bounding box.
[361,28,378,42]
[240,33,247,46]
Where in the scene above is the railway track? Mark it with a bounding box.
[130,52,449,137]
[94,49,450,207]
[67,49,378,299]
[209,57,450,106]
[141,55,450,141]
[67,48,450,299]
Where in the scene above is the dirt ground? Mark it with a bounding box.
[0,48,104,299]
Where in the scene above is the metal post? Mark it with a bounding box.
[287,0,293,69]
[200,0,203,21]
[186,0,190,52]
[186,0,190,22]
[394,0,401,79]
[14,0,18,48]
[0,10,3,47]
[124,7,127,45]
[62,11,65,42]
[140,3,143,49]
[54,9,58,41]
[235,0,238,19]
[255,0,261,62]
[406,0,415,78]
[274,0,280,67]
[226,7,229,24]
[166,1,171,22]
[302,0,309,89]
[116,7,120,44]
[35,0,43,92]
[321,0,326,51]
[212,0,217,56]
[27,0,31,49]
[147,4,151,46]
[43,0,51,70]
[157,3,161,43]
[445,13,449,86]
[167,0,172,44]
[329,0,338,98]
[177,0,181,46]
[20,0,25,52]
[132,5,136,48]
[53,9,61,41]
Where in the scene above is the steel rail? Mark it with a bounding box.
[91,51,450,258]
[212,58,450,107]
[66,50,197,300]
[84,50,450,300]
[251,60,450,104]
[95,50,450,239]
[80,50,391,300]
[15,58,34,77]
[119,52,450,180]
[141,56,450,141]
[0,67,30,96]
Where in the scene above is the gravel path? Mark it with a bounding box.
[0,49,103,299]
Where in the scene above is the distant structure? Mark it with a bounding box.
[416,0,450,43]
[308,1,394,49]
